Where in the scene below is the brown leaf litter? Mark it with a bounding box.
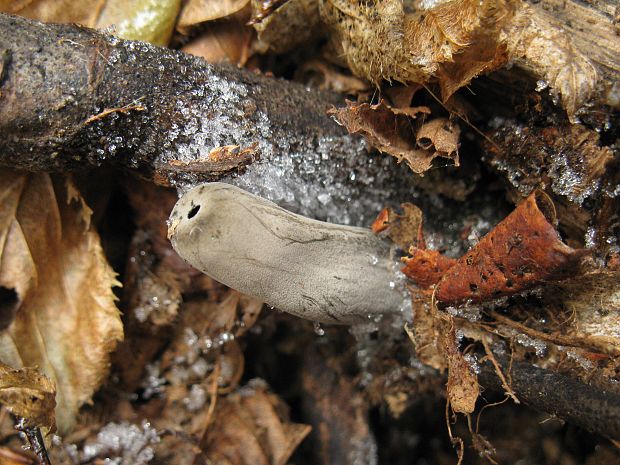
[0,170,123,433]
[402,190,585,305]
[329,100,459,174]
[320,0,597,119]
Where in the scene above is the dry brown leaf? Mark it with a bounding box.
[320,0,513,91]
[407,297,447,371]
[182,9,254,65]
[203,380,311,465]
[0,171,123,433]
[416,118,460,164]
[0,0,103,26]
[501,3,598,121]
[177,0,249,33]
[371,203,424,251]
[321,0,594,118]
[329,100,454,175]
[251,0,321,54]
[444,319,479,414]
[0,362,55,432]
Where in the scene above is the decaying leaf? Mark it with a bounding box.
[319,0,596,119]
[0,171,123,433]
[0,0,103,26]
[444,318,479,414]
[501,3,598,121]
[436,191,585,305]
[320,0,513,92]
[203,380,311,465]
[251,0,322,54]
[181,8,254,65]
[177,0,248,33]
[402,248,457,289]
[0,362,55,432]
[371,203,424,251]
[0,0,182,46]
[407,297,447,371]
[330,100,460,175]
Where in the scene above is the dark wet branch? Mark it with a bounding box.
[0,14,355,186]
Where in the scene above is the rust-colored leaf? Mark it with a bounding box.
[0,362,56,433]
[0,171,123,433]
[436,191,585,305]
[402,248,457,289]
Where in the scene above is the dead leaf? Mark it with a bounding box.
[0,362,55,433]
[371,203,424,251]
[402,248,457,289]
[416,118,460,164]
[203,380,311,465]
[251,0,322,54]
[0,0,103,26]
[177,0,249,33]
[181,8,254,65]
[444,319,479,414]
[329,100,454,175]
[0,171,123,433]
[436,191,585,305]
[501,3,598,121]
[320,0,514,91]
[407,297,448,371]
[95,0,182,45]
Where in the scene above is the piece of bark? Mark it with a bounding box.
[0,13,415,225]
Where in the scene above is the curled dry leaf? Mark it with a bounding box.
[435,191,585,305]
[330,100,461,175]
[251,0,322,54]
[0,362,56,433]
[177,0,249,33]
[0,171,123,433]
[203,380,311,465]
[402,248,457,289]
[371,203,424,251]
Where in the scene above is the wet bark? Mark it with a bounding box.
[0,13,354,185]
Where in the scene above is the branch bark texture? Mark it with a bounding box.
[0,13,414,225]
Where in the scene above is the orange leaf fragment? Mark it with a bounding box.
[402,248,457,289]
[436,191,585,305]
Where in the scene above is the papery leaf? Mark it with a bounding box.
[0,171,123,433]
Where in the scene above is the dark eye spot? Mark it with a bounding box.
[187,204,200,219]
